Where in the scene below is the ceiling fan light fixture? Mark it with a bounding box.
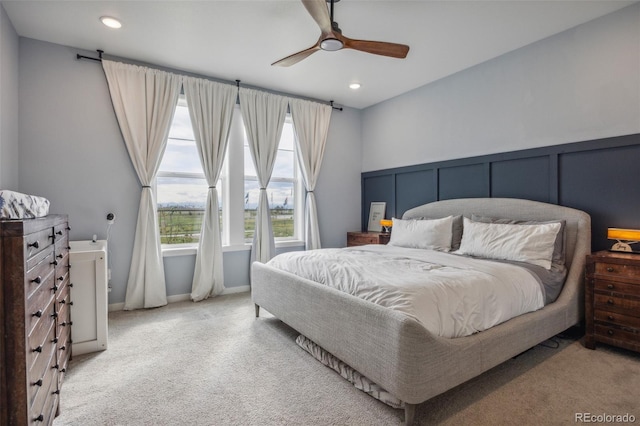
[100,16,122,29]
[320,38,343,51]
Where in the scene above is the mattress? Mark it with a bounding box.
[267,244,545,338]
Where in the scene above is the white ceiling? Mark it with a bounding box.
[3,0,636,109]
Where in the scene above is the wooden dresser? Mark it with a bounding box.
[1,215,71,425]
[585,250,640,353]
[347,231,390,247]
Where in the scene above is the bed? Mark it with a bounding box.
[251,198,591,424]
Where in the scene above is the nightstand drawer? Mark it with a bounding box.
[595,262,640,279]
[595,310,640,329]
[594,279,640,295]
[594,324,640,345]
[347,232,390,247]
[594,294,640,315]
[348,234,378,245]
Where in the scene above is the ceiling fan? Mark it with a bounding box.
[272,0,410,67]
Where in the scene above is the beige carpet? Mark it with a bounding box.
[54,292,640,426]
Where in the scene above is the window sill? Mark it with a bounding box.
[162,240,305,258]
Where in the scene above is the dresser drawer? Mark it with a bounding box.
[595,262,640,280]
[30,368,58,426]
[27,298,56,372]
[25,228,55,259]
[26,281,55,337]
[28,323,57,408]
[53,223,69,241]
[25,248,55,300]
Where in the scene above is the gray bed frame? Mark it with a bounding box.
[251,198,591,424]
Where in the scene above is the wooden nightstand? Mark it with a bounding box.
[585,250,640,353]
[347,231,390,247]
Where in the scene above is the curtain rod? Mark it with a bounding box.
[76,49,343,112]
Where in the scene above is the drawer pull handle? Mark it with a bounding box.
[56,254,63,259]
[69,301,74,306]
[33,310,42,318]
[28,241,39,249]
[52,389,60,395]
[607,284,614,289]
[60,321,67,327]
[51,312,58,318]
[606,267,614,272]
[51,260,58,266]
[34,379,43,387]
[66,226,71,231]
[31,276,42,284]
[60,300,65,304]
[66,246,71,250]
[61,368,66,373]
[58,276,64,281]
[56,230,63,235]
[69,283,74,288]
[60,345,66,351]
[52,285,58,292]
[33,345,42,353]
[607,330,614,336]
[53,364,59,370]
[52,337,58,343]
[607,299,614,305]
[34,414,44,422]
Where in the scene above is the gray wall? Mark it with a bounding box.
[361,3,640,172]
[17,38,363,305]
[0,4,19,189]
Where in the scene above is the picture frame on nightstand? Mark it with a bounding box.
[367,202,386,232]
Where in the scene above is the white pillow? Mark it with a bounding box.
[457,217,561,269]
[388,216,454,251]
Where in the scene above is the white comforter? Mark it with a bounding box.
[267,245,544,338]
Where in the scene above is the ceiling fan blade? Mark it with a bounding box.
[301,0,333,34]
[343,37,410,59]
[272,45,321,67]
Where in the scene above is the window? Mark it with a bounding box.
[157,99,302,248]
[156,96,220,245]
[243,118,299,242]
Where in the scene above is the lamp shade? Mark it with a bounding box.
[380,219,393,228]
[607,228,640,241]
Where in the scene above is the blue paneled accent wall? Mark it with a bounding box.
[362,133,640,252]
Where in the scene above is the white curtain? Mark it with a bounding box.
[239,88,288,263]
[183,76,236,301]
[290,99,332,250]
[102,60,181,310]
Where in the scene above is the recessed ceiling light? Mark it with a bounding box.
[100,16,122,29]
[349,82,361,90]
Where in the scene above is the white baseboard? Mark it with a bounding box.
[108,285,250,312]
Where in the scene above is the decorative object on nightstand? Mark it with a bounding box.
[585,250,640,353]
[607,228,640,253]
[380,219,393,233]
[347,231,390,247]
[367,202,386,232]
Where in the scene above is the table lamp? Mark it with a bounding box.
[608,228,640,253]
